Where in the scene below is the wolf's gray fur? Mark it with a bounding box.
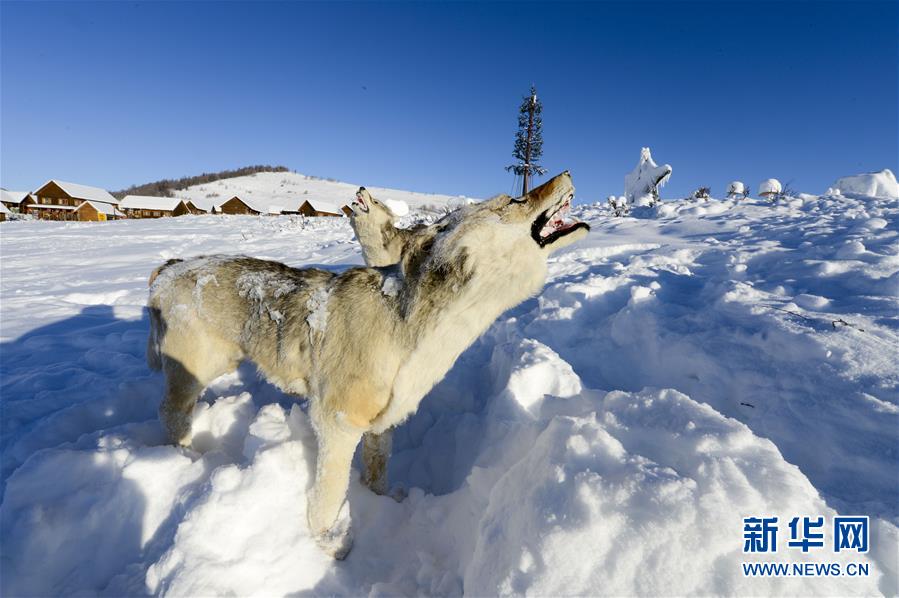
[147,171,588,558]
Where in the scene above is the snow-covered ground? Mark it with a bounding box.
[1,190,897,596]
[176,171,471,214]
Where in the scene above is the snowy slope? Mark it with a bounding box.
[1,191,897,596]
[177,171,474,214]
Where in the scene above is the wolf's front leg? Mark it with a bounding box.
[307,413,363,560]
[361,430,392,495]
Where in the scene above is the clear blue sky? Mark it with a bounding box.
[1,1,896,201]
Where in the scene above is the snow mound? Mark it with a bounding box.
[833,169,898,199]
[383,198,410,217]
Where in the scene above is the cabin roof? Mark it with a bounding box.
[1,190,31,204]
[0,203,11,214]
[120,195,186,211]
[34,180,118,205]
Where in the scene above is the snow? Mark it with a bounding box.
[833,169,899,200]
[176,171,472,216]
[759,178,783,196]
[624,147,672,206]
[120,195,188,211]
[1,186,897,596]
[305,286,332,334]
[0,203,10,215]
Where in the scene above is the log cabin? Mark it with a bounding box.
[218,196,263,215]
[29,180,120,221]
[119,195,191,218]
[185,200,209,215]
[0,202,10,222]
[74,200,125,221]
[283,199,343,217]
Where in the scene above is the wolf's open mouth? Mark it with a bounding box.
[530,193,589,247]
[353,192,370,213]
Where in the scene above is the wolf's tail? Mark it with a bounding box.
[146,307,163,371]
[146,259,181,370]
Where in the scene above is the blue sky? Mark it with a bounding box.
[1,1,896,201]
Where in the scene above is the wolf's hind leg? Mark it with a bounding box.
[158,334,238,446]
[159,357,203,446]
[361,430,392,496]
[307,410,363,559]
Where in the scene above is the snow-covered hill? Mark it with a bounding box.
[176,171,474,214]
[1,190,897,596]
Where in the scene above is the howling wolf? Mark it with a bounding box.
[348,187,427,267]
[146,172,589,558]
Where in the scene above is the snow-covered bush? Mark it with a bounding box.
[689,186,711,201]
[607,195,629,217]
[624,147,671,207]
[726,181,746,198]
[758,178,782,199]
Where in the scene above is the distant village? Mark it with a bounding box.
[0,179,352,223]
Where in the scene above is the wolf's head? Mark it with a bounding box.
[400,172,589,307]
[350,187,403,267]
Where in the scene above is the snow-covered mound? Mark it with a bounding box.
[177,171,475,215]
[833,169,898,200]
[1,189,897,595]
[624,147,672,207]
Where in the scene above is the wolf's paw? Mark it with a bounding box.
[159,408,193,447]
[313,515,354,560]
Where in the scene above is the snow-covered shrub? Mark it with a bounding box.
[607,195,629,216]
[624,147,671,207]
[726,181,746,198]
[689,187,711,201]
[758,178,782,199]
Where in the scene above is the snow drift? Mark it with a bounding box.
[1,186,897,596]
[833,169,898,200]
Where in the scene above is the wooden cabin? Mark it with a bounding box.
[185,200,208,215]
[287,199,343,217]
[74,201,124,221]
[0,202,10,222]
[1,190,33,213]
[29,180,120,221]
[119,195,190,218]
[218,196,262,215]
